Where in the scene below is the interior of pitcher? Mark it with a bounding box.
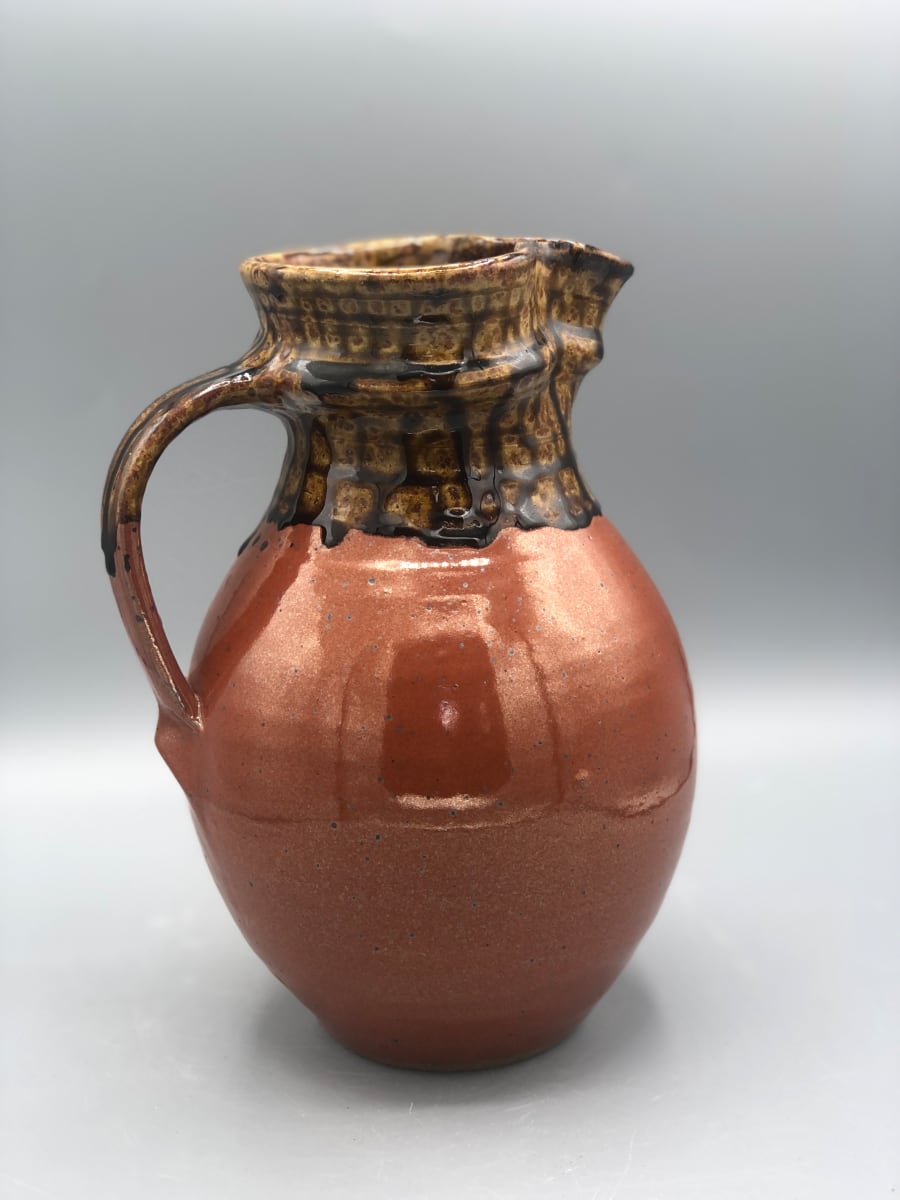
[277,235,524,271]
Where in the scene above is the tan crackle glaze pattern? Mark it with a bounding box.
[102,236,695,1070]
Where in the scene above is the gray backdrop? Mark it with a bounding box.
[2,1,898,1196]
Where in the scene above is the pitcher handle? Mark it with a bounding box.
[101,364,267,731]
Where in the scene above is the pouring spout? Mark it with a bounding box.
[530,238,634,371]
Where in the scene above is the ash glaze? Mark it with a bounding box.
[101,235,694,1070]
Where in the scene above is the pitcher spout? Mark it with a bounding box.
[532,238,634,371]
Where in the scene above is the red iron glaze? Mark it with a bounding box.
[156,517,694,1070]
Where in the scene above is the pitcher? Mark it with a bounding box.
[102,235,695,1069]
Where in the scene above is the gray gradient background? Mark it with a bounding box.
[1,1,898,1196]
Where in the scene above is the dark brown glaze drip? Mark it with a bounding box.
[258,347,592,548]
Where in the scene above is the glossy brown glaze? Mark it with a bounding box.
[102,235,695,1069]
[155,517,694,1069]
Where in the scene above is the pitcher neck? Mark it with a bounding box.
[238,235,633,548]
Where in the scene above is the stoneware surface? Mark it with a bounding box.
[101,235,696,1069]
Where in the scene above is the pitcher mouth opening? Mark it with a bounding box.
[244,235,529,280]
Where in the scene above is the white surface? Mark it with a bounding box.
[2,684,898,1198]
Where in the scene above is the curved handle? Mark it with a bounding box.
[101,363,267,731]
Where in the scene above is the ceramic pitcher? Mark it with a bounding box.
[102,236,695,1069]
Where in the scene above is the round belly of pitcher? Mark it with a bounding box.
[159,518,695,1069]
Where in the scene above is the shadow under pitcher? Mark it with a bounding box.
[101,234,696,1070]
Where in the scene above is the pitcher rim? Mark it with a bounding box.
[240,234,633,285]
